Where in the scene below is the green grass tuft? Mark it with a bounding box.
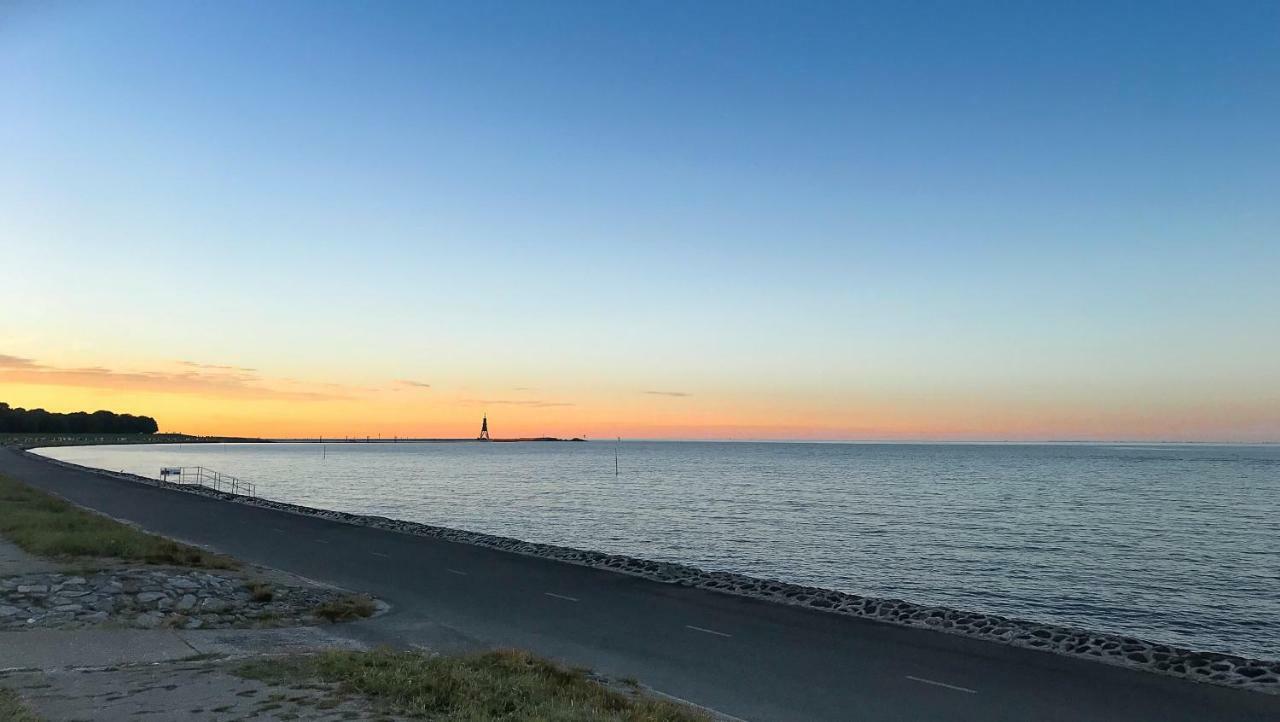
[237,649,707,721]
[313,594,377,622]
[247,581,275,602]
[0,688,42,722]
[0,474,235,568]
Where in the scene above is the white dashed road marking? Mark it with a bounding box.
[643,687,751,722]
[369,551,391,558]
[905,676,977,694]
[544,592,579,602]
[272,528,285,533]
[685,625,732,638]
[314,539,329,544]
[446,569,468,576]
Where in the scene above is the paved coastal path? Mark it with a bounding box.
[2,447,1276,721]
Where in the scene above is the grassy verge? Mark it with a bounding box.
[236,648,708,721]
[0,474,235,568]
[0,688,42,722]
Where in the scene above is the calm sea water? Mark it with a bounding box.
[35,441,1280,660]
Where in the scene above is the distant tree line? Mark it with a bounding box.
[0,402,159,434]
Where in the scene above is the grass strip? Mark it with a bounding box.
[236,648,708,721]
[0,688,42,722]
[0,474,235,568]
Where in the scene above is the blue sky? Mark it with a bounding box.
[1,1,1278,439]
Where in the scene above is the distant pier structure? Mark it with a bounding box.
[478,414,490,441]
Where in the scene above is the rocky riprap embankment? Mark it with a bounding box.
[31,451,1280,695]
[1,568,353,631]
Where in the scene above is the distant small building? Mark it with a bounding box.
[478,414,490,441]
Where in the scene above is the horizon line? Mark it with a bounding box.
[254,436,1279,446]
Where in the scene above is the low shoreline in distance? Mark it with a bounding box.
[0,433,272,448]
[272,437,587,443]
[1,434,589,449]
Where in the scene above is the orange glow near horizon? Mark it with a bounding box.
[4,362,1277,443]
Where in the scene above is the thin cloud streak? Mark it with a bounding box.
[0,354,41,369]
[644,390,692,397]
[395,379,432,389]
[470,399,576,408]
[176,360,257,373]
[0,353,348,401]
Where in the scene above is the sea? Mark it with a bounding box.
[33,441,1280,661]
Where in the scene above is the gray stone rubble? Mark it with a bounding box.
[0,568,354,631]
[30,450,1280,695]
[3,660,389,722]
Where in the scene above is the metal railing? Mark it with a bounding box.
[159,466,255,497]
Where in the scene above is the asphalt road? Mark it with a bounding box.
[2,447,1276,721]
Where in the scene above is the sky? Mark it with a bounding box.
[1,0,1278,441]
